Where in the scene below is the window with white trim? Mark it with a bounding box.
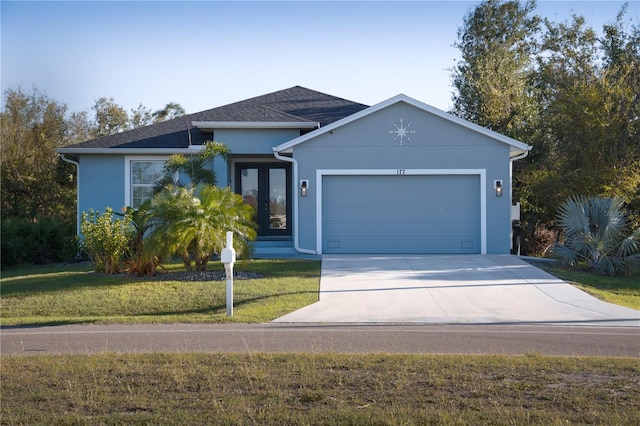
[130,160,165,208]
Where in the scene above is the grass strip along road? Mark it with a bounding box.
[2,353,639,425]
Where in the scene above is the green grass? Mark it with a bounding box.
[529,261,640,310]
[2,353,638,425]
[0,260,320,326]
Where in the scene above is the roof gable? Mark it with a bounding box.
[275,94,532,157]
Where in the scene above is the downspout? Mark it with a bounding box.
[59,154,80,236]
[509,150,529,200]
[272,148,317,255]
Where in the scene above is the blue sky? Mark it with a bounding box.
[1,1,636,115]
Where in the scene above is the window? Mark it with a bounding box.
[130,160,164,208]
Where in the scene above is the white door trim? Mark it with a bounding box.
[315,169,487,255]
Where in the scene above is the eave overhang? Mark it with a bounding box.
[192,121,319,132]
[55,146,205,156]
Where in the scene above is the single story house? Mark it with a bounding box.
[56,86,531,256]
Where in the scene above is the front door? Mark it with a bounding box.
[236,164,291,237]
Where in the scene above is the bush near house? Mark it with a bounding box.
[0,217,76,267]
[79,208,133,274]
[553,196,640,277]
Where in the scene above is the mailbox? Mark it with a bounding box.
[221,247,236,264]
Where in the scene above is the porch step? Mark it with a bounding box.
[251,240,320,259]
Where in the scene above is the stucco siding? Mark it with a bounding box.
[216,129,301,155]
[78,155,125,216]
[292,102,513,254]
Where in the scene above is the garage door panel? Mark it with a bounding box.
[326,237,477,254]
[323,175,480,254]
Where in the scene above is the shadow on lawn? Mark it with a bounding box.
[0,268,269,297]
[0,271,137,296]
[131,289,319,318]
[1,260,320,297]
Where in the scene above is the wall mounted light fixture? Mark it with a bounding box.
[300,180,309,197]
[494,180,503,197]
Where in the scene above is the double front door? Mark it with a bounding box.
[236,164,291,237]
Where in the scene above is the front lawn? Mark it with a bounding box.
[0,260,321,326]
[529,261,640,310]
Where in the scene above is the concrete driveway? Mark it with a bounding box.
[274,255,640,326]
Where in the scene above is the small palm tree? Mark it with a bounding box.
[155,141,229,190]
[553,196,640,276]
[146,185,256,271]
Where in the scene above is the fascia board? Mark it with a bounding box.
[55,147,204,155]
[192,121,319,131]
[274,94,533,154]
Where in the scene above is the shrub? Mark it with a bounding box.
[1,217,76,268]
[553,196,640,276]
[79,208,133,274]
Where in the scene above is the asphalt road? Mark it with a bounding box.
[2,323,638,357]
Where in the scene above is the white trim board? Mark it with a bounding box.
[315,169,487,255]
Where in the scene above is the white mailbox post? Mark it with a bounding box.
[220,231,236,317]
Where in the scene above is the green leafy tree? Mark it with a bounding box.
[553,196,640,276]
[0,87,77,222]
[130,103,154,128]
[523,9,640,224]
[91,97,130,137]
[153,102,186,122]
[451,0,540,138]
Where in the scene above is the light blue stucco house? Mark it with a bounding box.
[56,86,531,256]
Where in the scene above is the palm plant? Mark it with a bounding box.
[155,141,229,190]
[118,203,161,276]
[146,185,256,271]
[553,196,640,276]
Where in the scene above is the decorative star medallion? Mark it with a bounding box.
[388,119,415,145]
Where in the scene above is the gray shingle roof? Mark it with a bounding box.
[66,86,368,150]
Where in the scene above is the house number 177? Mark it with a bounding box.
[397,169,406,175]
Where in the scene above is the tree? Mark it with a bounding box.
[525,10,640,224]
[130,103,154,128]
[91,97,130,137]
[90,99,185,136]
[451,0,540,138]
[153,102,186,122]
[0,87,77,221]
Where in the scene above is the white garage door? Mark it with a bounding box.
[322,175,480,254]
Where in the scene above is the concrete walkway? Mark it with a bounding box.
[274,255,640,326]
